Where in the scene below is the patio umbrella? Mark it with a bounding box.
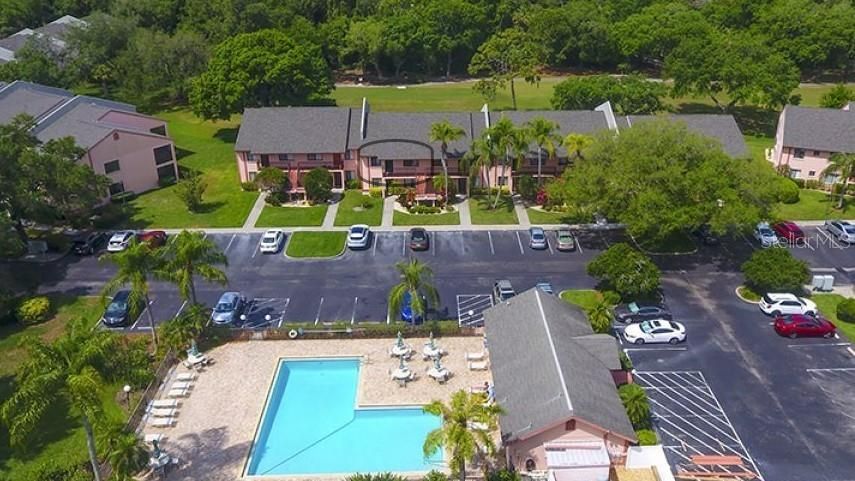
[188,339,200,357]
[399,355,406,371]
[396,331,404,348]
[429,333,436,350]
[433,356,442,371]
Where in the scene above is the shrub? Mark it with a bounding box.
[110,191,136,204]
[93,204,129,229]
[345,473,407,481]
[741,248,810,294]
[25,459,91,481]
[602,290,621,305]
[16,296,51,325]
[174,174,207,212]
[804,179,822,190]
[346,178,361,190]
[791,178,806,188]
[423,471,449,481]
[369,187,383,198]
[266,191,287,205]
[487,469,521,481]
[241,180,258,191]
[43,232,71,252]
[516,175,537,200]
[777,178,800,204]
[619,383,651,429]
[535,189,548,206]
[0,290,18,325]
[255,166,288,192]
[303,167,333,202]
[620,350,633,371]
[587,244,661,299]
[409,205,441,214]
[636,429,658,446]
[837,298,855,323]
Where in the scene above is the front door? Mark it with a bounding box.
[384,159,394,174]
[332,171,343,189]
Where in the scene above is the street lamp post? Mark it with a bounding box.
[123,384,131,409]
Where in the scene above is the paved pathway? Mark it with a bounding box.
[322,200,340,228]
[513,196,530,227]
[241,192,267,229]
[457,198,472,226]
[381,196,395,227]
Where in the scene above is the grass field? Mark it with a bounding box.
[811,294,855,342]
[115,109,257,228]
[0,296,127,480]
[774,189,855,220]
[334,191,383,226]
[255,205,328,227]
[285,232,347,258]
[469,196,518,225]
[393,210,460,226]
[560,289,604,311]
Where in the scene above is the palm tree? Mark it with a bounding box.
[618,384,651,428]
[467,135,500,194]
[423,390,504,481]
[586,299,613,334]
[822,153,855,209]
[563,133,594,162]
[102,240,162,350]
[488,117,517,209]
[159,303,208,351]
[526,117,560,187]
[99,423,148,481]
[161,230,228,305]
[1,318,115,481]
[429,120,466,205]
[388,259,440,320]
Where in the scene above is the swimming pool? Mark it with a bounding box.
[246,358,444,476]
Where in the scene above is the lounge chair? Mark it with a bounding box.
[427,367,451,383]
[175,372,197,382]
[465,351,486,361]
[151,399,179,409]
[171,381,193,391]
[184,353,209,369]
[149,417,176,428]
[150,407,177,418]
[167,387,189,398]
[468,360,489,371]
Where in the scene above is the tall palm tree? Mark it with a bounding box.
[161,230,228,305]
[159,303,208,351]
[467,135,500,194]
[586,299,613,334]
[423,390,504,481]
[526,117,560,187]
[102,240,162,350]
[488,117,517,208]
[1,318,115,481]
[99,423,148,481]
[388,259,439,320]
[618,384,651,428]
[429,120,466,205]
[822,152,855,209]
[563,133,594,162]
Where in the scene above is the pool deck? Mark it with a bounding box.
[142,337,491,481]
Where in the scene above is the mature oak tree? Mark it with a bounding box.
[551,75,667,114]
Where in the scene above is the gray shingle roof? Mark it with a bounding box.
[627,114,748,158]
[32,97,137,148]
[235,107,352,153]
[357,112,472,159]
[484,288,635,443]
[780,105,855,154]
[490,110,611,157]
[0,81,72,124]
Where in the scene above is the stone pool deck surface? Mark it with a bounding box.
[142,337,491,481]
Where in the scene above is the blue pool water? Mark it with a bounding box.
[246,358,443,476]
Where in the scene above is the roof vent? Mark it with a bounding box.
[595,101,619,133]
[360,97,369,140]
[481,103,490,129]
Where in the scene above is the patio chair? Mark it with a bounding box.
[166,387,189,398]
[149,416,176,428]
[465,351,486,361]
[151,399,179,409]
[150,407,177,418]
[175,372,197,382]
[468,360,489,371]
[171,381,193,391]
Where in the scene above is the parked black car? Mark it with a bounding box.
[72,232,107,255]
[101,290,140,327]
[613,302,672,323]
[409,228,429,251]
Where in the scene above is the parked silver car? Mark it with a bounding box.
[529,227,548,250]
[211,292,247,325]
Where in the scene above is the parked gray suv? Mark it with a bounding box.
[211,292,247,325]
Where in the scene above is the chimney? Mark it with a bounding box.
[360,97,369,140]
[595,101,619,133]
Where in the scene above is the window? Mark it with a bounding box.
[825,174,839,184]
[808,170,816,176]
[108,182,125,195]
[153,145,173,165]
[250,153,260,161]
[403,159,418,167]
[498,176,508,186]
[157,164,176,183]
[789,169,801,179]
[150,125,166,136]
[370,177,383,186]
[104,159,120,174]
[794,148,805,159]
[812,150,822,156]
[278,154,290,161]
[370,158,381,167]
[307,153,321,161]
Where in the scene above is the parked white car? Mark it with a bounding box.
[826,220,855,243]
[347,224,371,249]
[106,231,135,252]
[754,222,779,248]
[759,293,817,316]
[259,229,285,254]
[623,319,686,345]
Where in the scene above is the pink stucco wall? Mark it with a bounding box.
[774,146,832,181]
[506,418,632,472]
[87,130,177,195]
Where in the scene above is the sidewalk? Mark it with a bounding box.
[161,223,625,235]
[381,197,395,227]
[241,192,266,229]
[513,196,530,227]
[322,200,340,228]
[457,199,472,226]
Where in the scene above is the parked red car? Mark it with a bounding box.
[772,221,805,244]
[774,314,836,338]
[137,230,167,247]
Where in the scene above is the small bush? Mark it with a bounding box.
[636,429,658,446]
[346,178,361,190]
[409,205,441,214]
[620,350,633,371]
[423,471,448,481]
[804,179,822,190]
[619,383,652,429]
[16,296,51,325]
[388,186,408,196]
[266,191,287,205]
[791,178,806,188]
[602,290,621,305]
[777,178,800,204]
[0,291,18,325]
[241,180,258,191]
[837,298,855,323]
[487,469,521,481]
[25,459,91,481]
[369,187,383,198]
[174,175,207,212]
[516,175,537,200]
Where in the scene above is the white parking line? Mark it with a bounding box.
[314,297,324,325]
[277,298,290,328]
[806,367,855,372]
[624,347,687,352]
[487,232,495,255]
[432,235,436,256]
[547,239,554,255]
[402,234,406,256]
[515,231,525,254]
[130,299,156,330]
[372,236,378,256]
[351,297,359,325]
[739,232,756,250]
[202,233,208,241]
[224,234,236,253]
[174,300,187,318]
[574,234,583,253]
[251,236,262,258]
[787,342,850,348]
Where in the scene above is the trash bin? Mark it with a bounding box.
[812,275,825,290]
[821,275,835,291]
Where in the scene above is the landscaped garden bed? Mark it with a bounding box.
[285,232,347,258]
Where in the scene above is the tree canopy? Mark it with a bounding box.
[587,243,661,300]
[551,75,668,114]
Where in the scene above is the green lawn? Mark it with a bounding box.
[0,295,128,480]
[527,208,573,225]
[333,191,383,226]
[255,205,328,227]
[811,294,855,342]
[469,196,518,225]
[560,289,604,311]
[774,189,855,220]
[393,210,460,226]
[285,231,347,258]
[744,134,774,162]
[113,109,258,228]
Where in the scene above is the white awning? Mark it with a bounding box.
[544,441,610,468]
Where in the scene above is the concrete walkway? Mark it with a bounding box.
[381,196,396,227]
[513,196,530,227]
[457,198,472,226]
[321,200,340,228]
[241,192,267,229]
